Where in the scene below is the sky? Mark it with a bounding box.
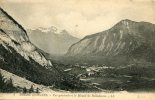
[0,0,155,38]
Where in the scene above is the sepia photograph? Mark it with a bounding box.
[0,0,155,99]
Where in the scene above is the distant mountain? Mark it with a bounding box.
[27,27,79,55]
[0,7,63,88]
[66,19,155,65]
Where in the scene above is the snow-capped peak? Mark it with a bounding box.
[37,26,58,33]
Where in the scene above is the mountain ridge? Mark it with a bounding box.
[66,19,155,65]
[27,28,79,55]
[0,7,28,41]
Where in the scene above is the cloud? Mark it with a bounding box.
[1,0,155,38]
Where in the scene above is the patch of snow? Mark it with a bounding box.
[64,68,72,72]
[120,30,123,39]
[109,41,114,52]
[94,36,100,47]
[80,78,92,81]
[48,60,53,66]
[113,33,116,37]
[92,83,100,86]
[99,37,106,51]
[129,41,132,45]
[120,42,125,49]
[114,41,122,52]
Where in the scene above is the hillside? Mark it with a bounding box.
[66,19,155,65]
[0,68,54,93]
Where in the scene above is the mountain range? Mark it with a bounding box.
[66,19,155,65]
[27,27,79,55]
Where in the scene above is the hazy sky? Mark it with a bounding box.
[1,0,155,38]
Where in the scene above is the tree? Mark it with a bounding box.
[0,73,17,93]
[36,87,39,93]
[0,72,5,92]
[29,85,34,93]
[23,87,27,93]
[5,78,17,92]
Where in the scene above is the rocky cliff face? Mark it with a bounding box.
[0,7,62,86]
[0,8,28,43]
[0,7,52,67]
[67,19,155,64]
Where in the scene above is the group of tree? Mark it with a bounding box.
[23,85,40,93]
[0,72,40,93]
[0,72,17,92]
